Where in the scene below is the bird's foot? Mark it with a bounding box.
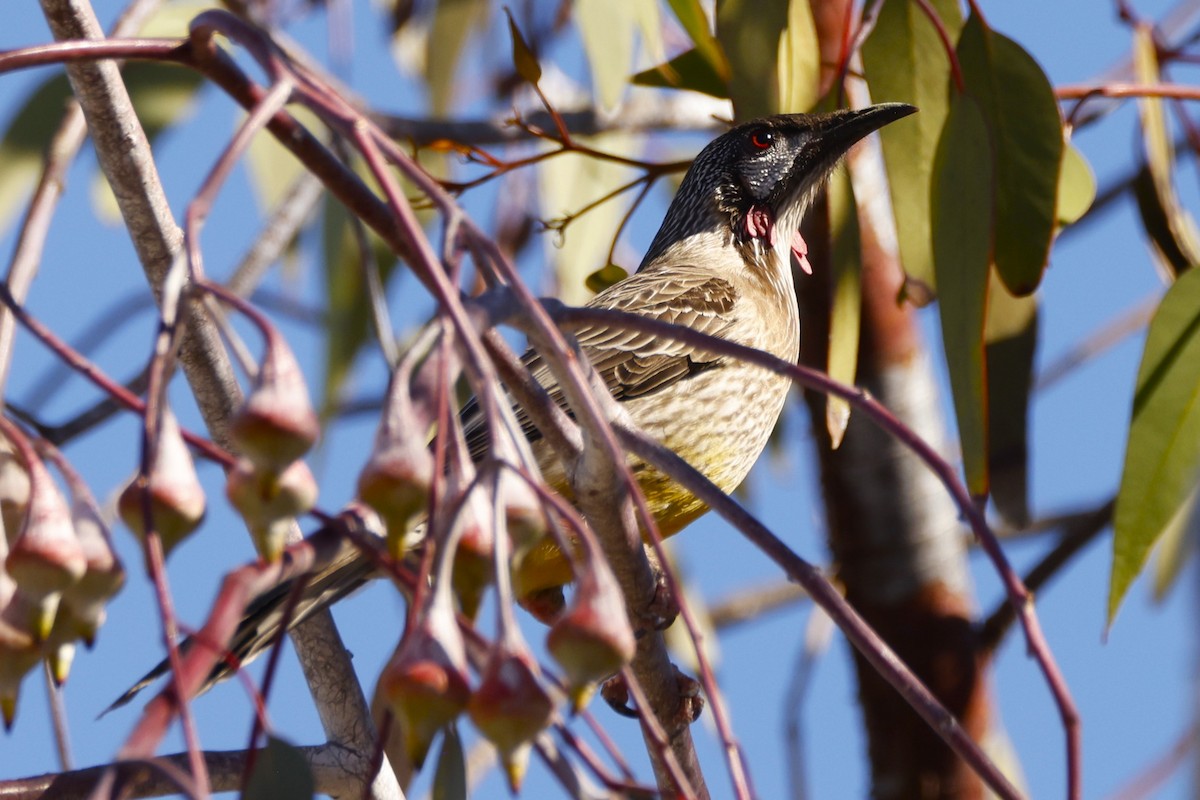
[600,666,705,727]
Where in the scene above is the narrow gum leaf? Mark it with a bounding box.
[577,0,636,111]
[776,0,819,113]
[983,269,1038,526]
[956,13,1062,296]
[1132,23,1200,276]
[716,0,790,117]
[860,0,962,288]
[0,76,72,235]
[665,0,730,82]
[1151,488,1196,602]
[244,735,314,800]
[1109,267,1200,624]
[631,49,730,99]
[426,0,487,115]
[825,168,861,449]
[505,9,543,85]
[432,723,468,800]
[932,94,993,497]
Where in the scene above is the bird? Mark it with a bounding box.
[110,103,916,710]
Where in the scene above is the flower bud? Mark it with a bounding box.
[451,490,494,620]
[229,331,319,471]
[0,439,30,543]
[467,643,555,790]
[378,623,471,768]
[58,497,124,646]
[498,470,547,558]
[0,628,38,730]
[118,409,206,555]
[5,456,85,641]
[226,458,317,561]
[547,559,635,710]
[357,442,433,557]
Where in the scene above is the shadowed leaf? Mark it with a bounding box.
[432,724,467,800]
[933,93,992,496]
[578,0,635,111]
[666,0,730,82]
[632,48,729,99]
[716,0,790,117]
[957,13,1062,296]
[1110,267,1200,624]
[0,75,73,236]
[984,269,1038,526]
[426,0,488,115]
[586,263,629,294]
[1132,23,1200,276]
[776,0,819,113]
[861,0,962,288]
[506,8,542,85]
[245,735,314,800]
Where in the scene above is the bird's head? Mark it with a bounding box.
[641,103,917,274]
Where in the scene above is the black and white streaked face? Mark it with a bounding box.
[641,104,917,271]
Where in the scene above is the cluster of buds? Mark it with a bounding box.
[0,429,124,728]
[225,328,319,561]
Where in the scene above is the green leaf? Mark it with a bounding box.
[244,735,314,800]
[586,263,629,294]
[933,94,992,496]
[1132,23,1200,276]
[957,13,1062,296]
[716,0,790,117]
[505,8,542,86]
[321,196,399,411]
[983,269,1038,526]
[826,167,860,449]
[776,0,819,113]
[426,0,488,115]
[1110,267,1200,623]
[432,724,467,800]
[1056,143,1095,227]
[246,104,326,212]
[538,134,639,305]
[632,48,729,99]
[665,0,730,83]
[861,0,962,288]
[577,0,636,111]
[0,75,73,236]
[1151,487,1196,602]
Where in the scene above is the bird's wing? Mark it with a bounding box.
[464,268,740,459]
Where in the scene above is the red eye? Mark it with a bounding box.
[749,129,775,150]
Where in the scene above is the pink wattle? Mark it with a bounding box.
[791,231,812,275]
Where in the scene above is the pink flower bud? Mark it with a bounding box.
[467,643,555,790]
[378,622,471,768]
[5,454,84,641]
[118,409,206,555]
[451,489,495,620]
[0,629,38,730]
[228,331,319,471]
[357,442,433,557]
[547,559,635,710]
[0,440,30,543]
[59,497,124,646]
[225,458,317,561]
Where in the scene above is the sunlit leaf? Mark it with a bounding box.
[506,7,542,86]
[933,94,992,496]
[826,167,860,448]
[1151,488,1196,602]
[632,48,729,99]
[578,0,635,111]
[1132,23,1200,277]
[432,724,467,800]
[1056,143,1095,227]
[427,0,488,115]
[716,0,790,117]
[957,13,1062,296]
[776,0,819,113]
[861,0,962,288]
[1110,267,1200,623]
[538,135,639,305]
[665,0,730,83]
[984,269,1038,526]
[244,735,314,800]
[138,0,219,36]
